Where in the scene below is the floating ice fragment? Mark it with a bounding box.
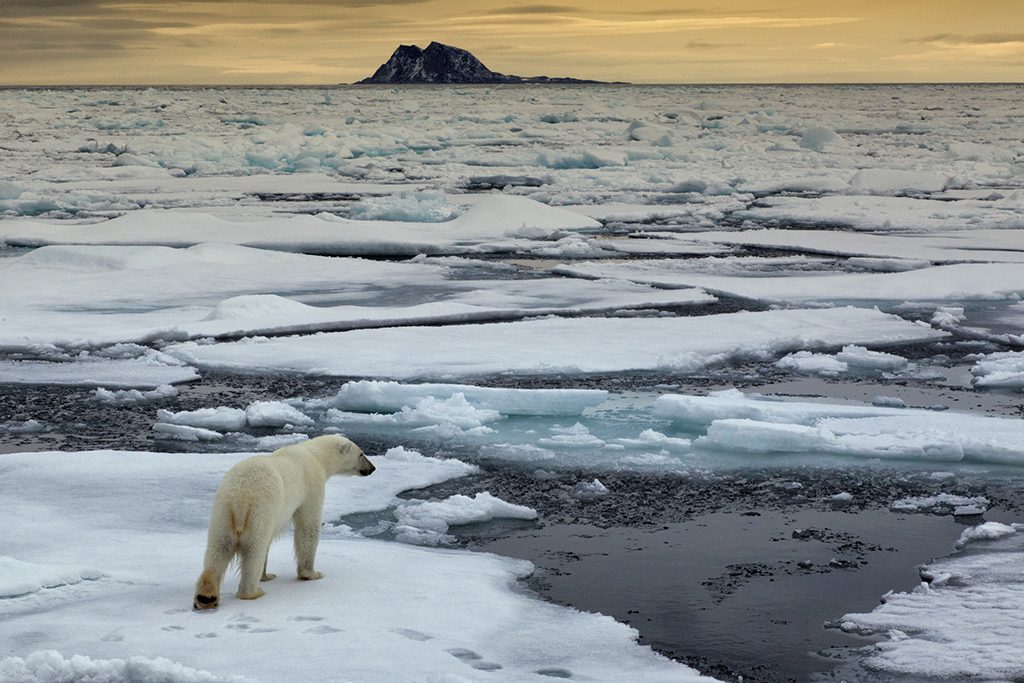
[393,492,537,545]
[955,522,1018,548]
[799,126,845,152]
[151,423,223,442]
[539,423,606,449]
[348,190,459,222]
[835,345,908,371]
[574,479,610,499]
[871,396,906,409]
[244,400,315,428]
[92,384,177,405]
[775,351,848,376]
[157,406,247,432]
[889,493,989,515]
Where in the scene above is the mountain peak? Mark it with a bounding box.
[356,42,615,85]
[357,42,515,85]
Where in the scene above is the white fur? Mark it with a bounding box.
[193,434,374,609]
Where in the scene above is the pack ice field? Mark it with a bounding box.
[1,84,1023,683]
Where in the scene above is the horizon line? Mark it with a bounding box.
[1,81,1022,89]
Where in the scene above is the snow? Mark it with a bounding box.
[165,307,945,380]
[0,448,708,683]
[0,651,250,683]
[0,557,104,600]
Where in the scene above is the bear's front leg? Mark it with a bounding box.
[293,507,323,581]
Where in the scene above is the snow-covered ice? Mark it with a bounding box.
[165,307,944,380]
[0,448,711,683]
[838,529,1024,681]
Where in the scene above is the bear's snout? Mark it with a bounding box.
[359,458,376,476]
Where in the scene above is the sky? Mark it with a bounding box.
[0,0,1021,85]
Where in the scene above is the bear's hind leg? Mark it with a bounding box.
[194,534,233,610]
[261,546,276,582]
[237,532,272,600]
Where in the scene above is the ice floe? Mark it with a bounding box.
[838,529,1024,681]
[165,307,944,380]
[0,447,709,682]
[659,389,1024,465]
[557,260,1024,303]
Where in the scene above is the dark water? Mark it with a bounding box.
[475,509,963,682]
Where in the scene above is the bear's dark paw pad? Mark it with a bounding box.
[193,594,219,610]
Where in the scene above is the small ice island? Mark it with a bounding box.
[356,41,618,84]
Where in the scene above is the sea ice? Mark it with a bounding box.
[165,307,945,380]
[971,351,1024,389]
[838,530,1024,681]
[0,447,709,682]
[392,492,538,545]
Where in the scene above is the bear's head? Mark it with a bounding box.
[318,434,375,477]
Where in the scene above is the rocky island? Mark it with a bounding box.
[356,41,616,84]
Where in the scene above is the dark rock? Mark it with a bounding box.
[356,42,617,85]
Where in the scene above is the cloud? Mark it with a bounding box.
[490,4,581,14]
[910,33,1024,46]
[685,39,745,50]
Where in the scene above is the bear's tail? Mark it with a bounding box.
[228,499,251,537]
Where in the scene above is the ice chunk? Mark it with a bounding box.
[871,396,906,409]
[156,407,247,432]
[835,345,908,371]
[92,384,177,405]
[574,478,610,498]
[889,493,990,515]
[313,380,607,416]
[838,530,1024,681]
[848,169,948,195]
[539,423,607,449]
[347,190,459,222]
[666,390,1024,465]
[0,359,199,388]
[830,492,854,502]
[393,492,537,545]
[775,351,848,376]
[151,423,223,442]
[0,180,25,200]
[655,388,909,427]
[244,401,314,428]
[613,429,691,452]
[956,522,1017,548]
[798,126,845,152]
[971,351,1024,389]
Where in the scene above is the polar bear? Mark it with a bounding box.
[193,434,375,610]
